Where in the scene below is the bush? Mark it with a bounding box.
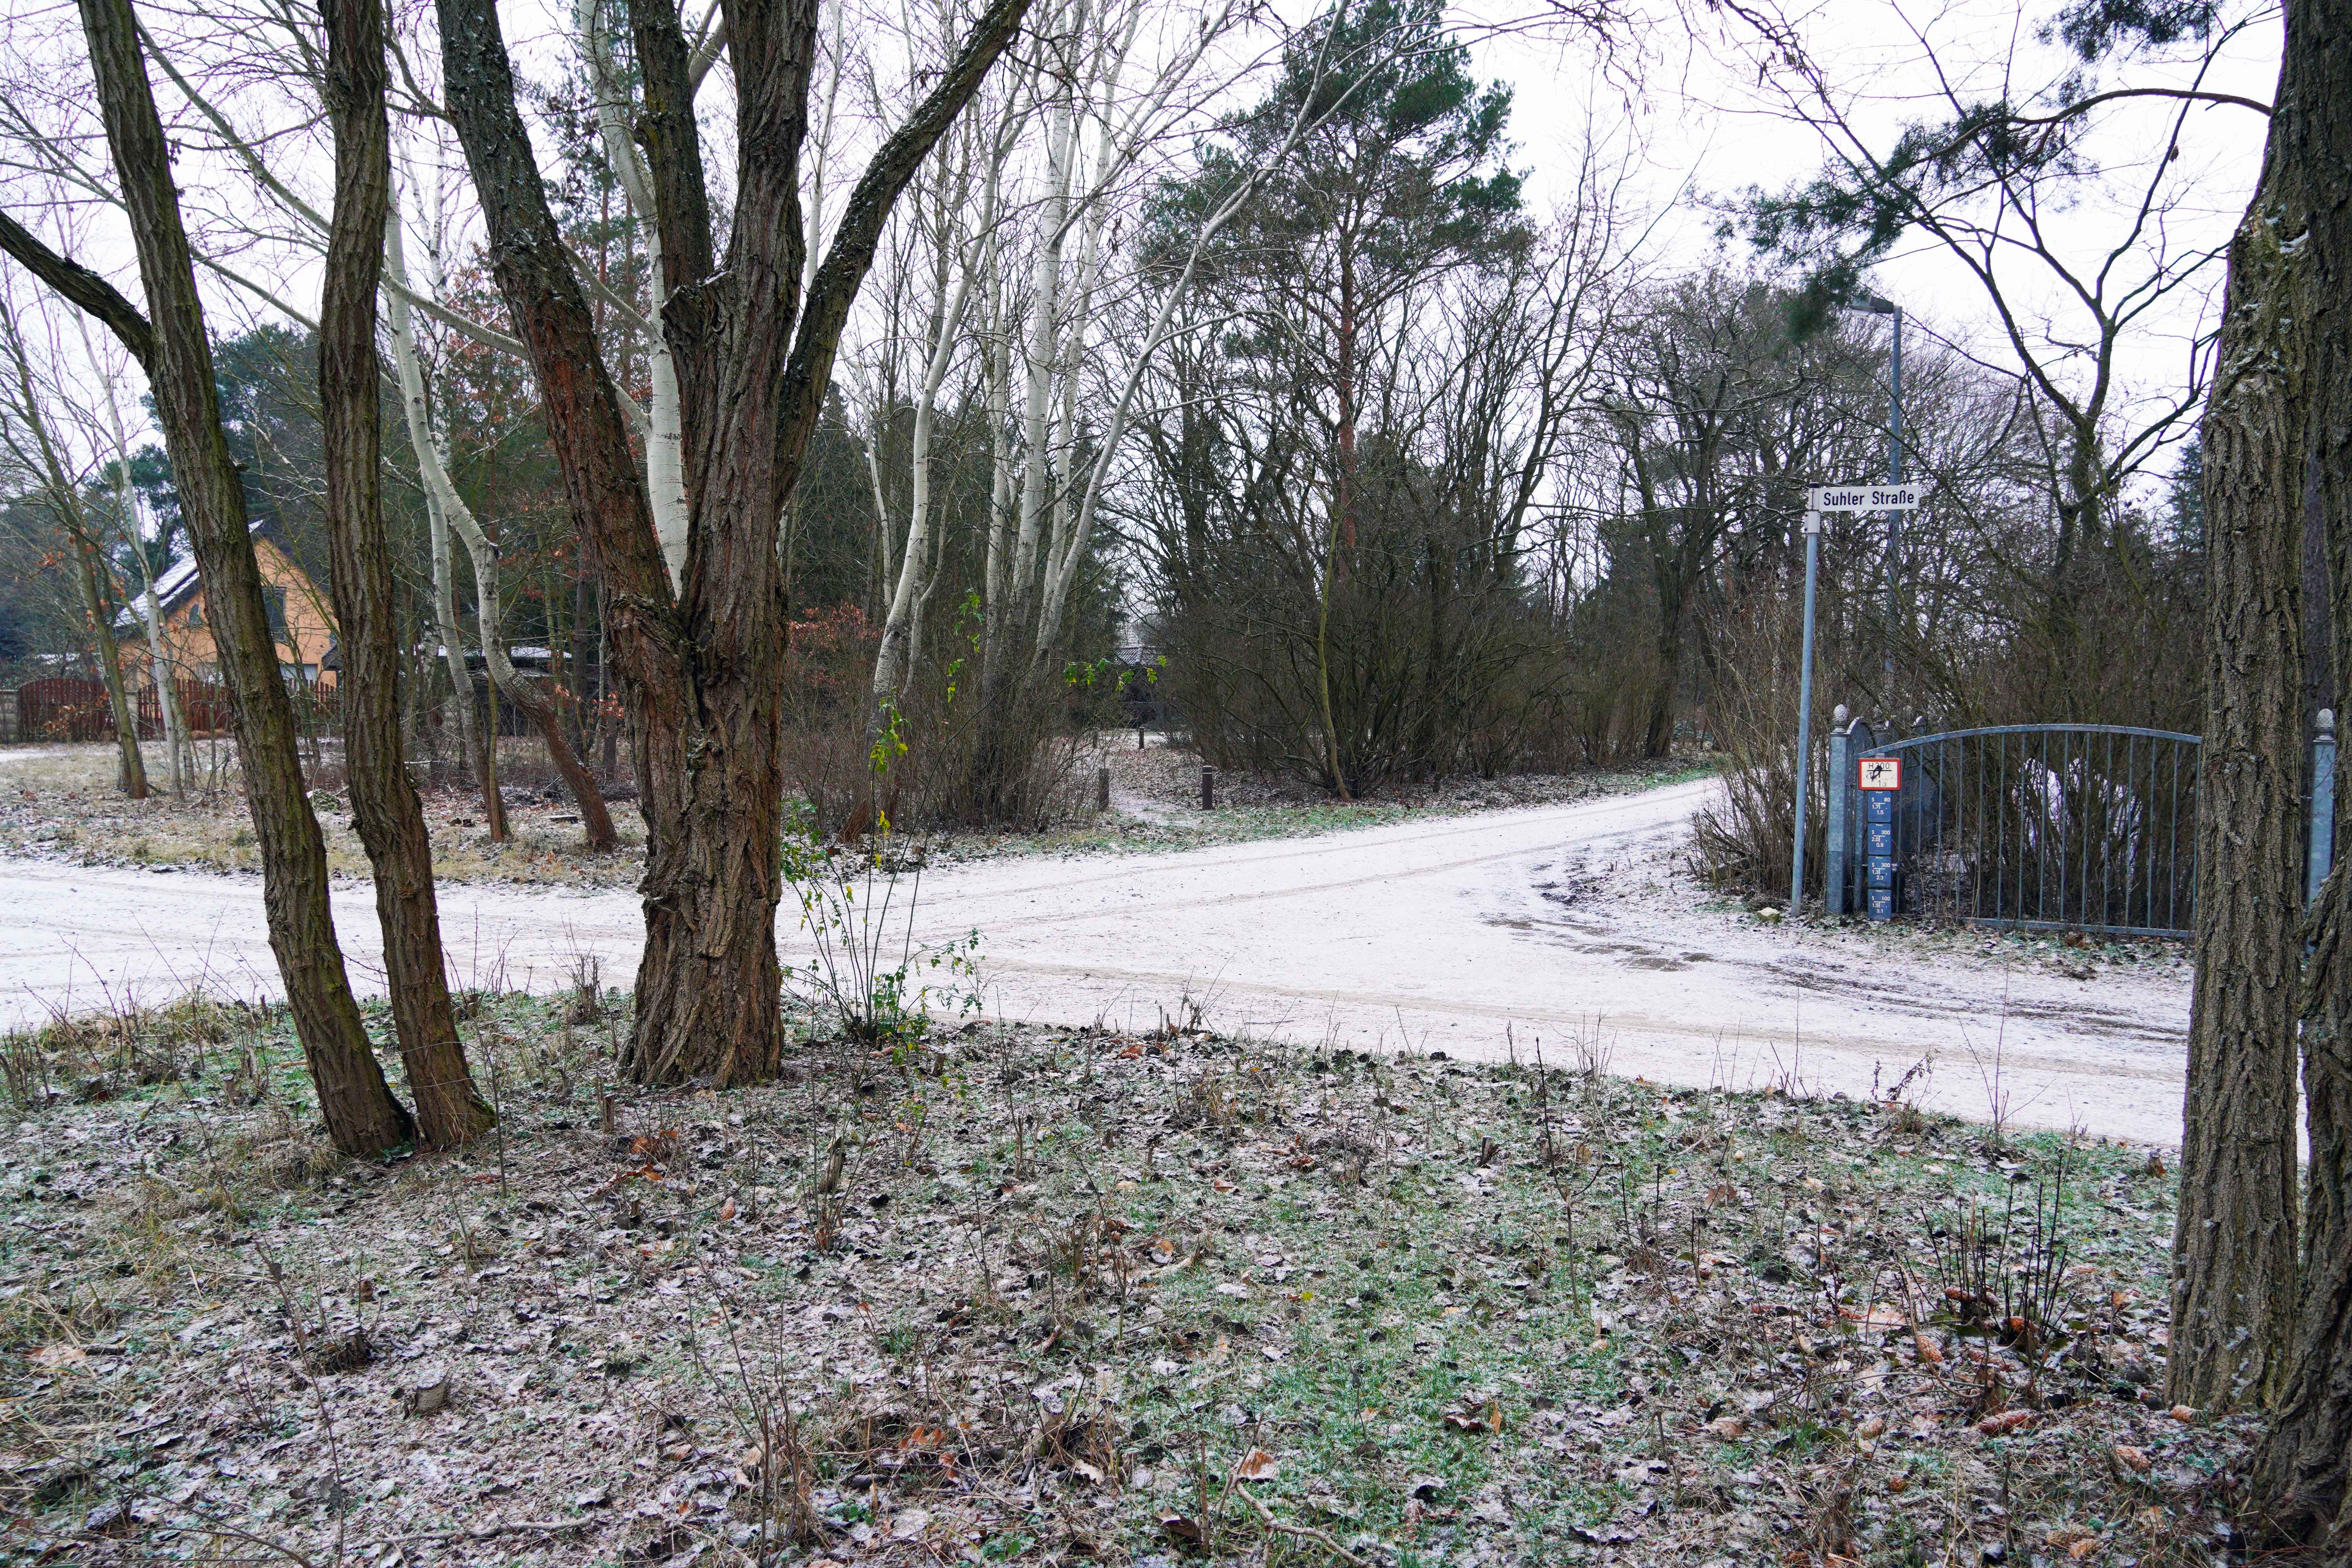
[779,604,1088,836]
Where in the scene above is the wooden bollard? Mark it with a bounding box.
[1096,764,1111,813]
[1200,764,1216,809]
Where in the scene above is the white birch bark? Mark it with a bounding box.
[1000,9,1083,674]
[384,206,541,719]
[385,207,489,786]
[579,0,690,591]
[1026,16,1351,675]
[91,343,191,791]
[871,109,1011,703]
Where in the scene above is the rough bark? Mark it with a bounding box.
[320,0,494,1148]
[2261,867,2352,1550]
[437,0,1032,1085]
[2248,0,2352,1543]
[11,0,414,1154]
[2168,68,2312,1412]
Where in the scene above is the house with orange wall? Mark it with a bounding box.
[119,523,338,692]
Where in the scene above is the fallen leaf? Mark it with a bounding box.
[28,1345,87,1370]
[1841,1305,1907,1329]
[2112,1445,2151,1474]
[1976,1410,2032,1437]
[1233,1448,1280,1482]
[1913,1333,1944,1365]
[1443,1397,1503,1434]
[2167,1404,2198,1423]
[1854,1415,1887,1442]
[1706,1416,1747,1439]
[1570,1524,1637,1545]
[718,1196,737,1221]
[1159,1515,1205,1546]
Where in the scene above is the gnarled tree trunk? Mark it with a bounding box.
[319,0,494,1148]
[436,0,1031,1086]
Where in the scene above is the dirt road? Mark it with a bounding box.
[0,779,2192,1142]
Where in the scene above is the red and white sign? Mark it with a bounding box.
[1858,757,1902,791]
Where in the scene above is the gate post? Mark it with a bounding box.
[2313,708,2337,905]
[1826,707,1851,916]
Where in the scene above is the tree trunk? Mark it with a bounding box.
[20,0,413,1154]
[571,564,595,753]
[440,499,617,850]
[70,519,148,800]
[437,0,1029,1084]
[139,583,190,793]
[2247,0,2352,1543]
[103,363,192,794]
[320,0,494,1149]
[385,210,577,847]
[2168,83,2312,1411]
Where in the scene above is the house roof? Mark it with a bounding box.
[114,521,279,630]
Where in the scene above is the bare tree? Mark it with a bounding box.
[1734,0,2259,690]
[92,339,196,793]
[0,292,147,795]
[434,0,1033,1084]
[0,0,413,1154]
[318,0,495,1147]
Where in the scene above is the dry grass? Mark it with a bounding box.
[0,990,2245,1567]
[0,740,646,889]
[0,740,1700,886]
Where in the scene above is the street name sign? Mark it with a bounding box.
[1809,483,1921,512]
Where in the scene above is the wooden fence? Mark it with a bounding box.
[9,675,240,742]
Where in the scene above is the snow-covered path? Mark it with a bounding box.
[0,779,2192,1142]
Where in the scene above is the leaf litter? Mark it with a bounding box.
[0,990,2250,1565]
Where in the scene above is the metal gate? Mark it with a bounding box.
[1826,718,2210,936]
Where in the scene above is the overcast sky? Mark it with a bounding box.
[0,0,2283,502]
[1472,0,2279,486]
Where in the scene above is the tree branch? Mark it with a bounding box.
[778,0,1034,472]
[0,211,155,365]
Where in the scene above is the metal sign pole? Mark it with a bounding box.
[1790,508,1824,913]
[1884,307,1904,692]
